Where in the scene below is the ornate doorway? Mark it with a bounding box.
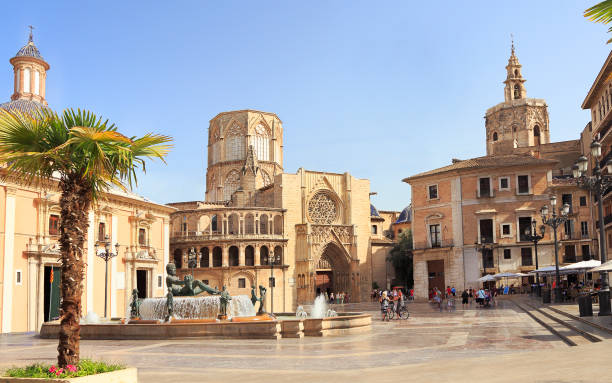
[315,242,350,296]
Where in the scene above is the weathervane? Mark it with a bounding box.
[511,33,515,53]
[28,25,34,42]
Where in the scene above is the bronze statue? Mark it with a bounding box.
[250,285,258,306]
[129,289,141,319]
[166,263,220,296]
[165,292,174,321]
[219,286,232,317]
[257,285,267,315]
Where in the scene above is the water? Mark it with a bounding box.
[81,311,101,324]
[310,295,328,318]
[139,295,255,320]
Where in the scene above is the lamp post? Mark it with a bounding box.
[572,139,612,316]
[540,195,569,304]
[524,220,546,297]
[268,252,281,314]
[188,247,198,276]
[96,235,120,318]
[475,236,495,289]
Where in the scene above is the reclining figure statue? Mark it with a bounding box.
[166,263,220,296]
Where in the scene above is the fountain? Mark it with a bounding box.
[297,295,337,318]
[138,295,255,321]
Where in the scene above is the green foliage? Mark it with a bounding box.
[4,359,124,378]
[0,108,172,201]
[387,230,414,288]
[585,0,612,43]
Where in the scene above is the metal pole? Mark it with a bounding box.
[48,270,53,322]
[534,239,540,297]
[596,184,611,315]
[270,262,274,314]
[104,254,108,318]
[553,222,561,303]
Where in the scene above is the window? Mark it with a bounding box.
[503,249,511,260]
[492,132,498,141]
[564,220,573,238]
[533,125,540,145]
[139,228,146,246]
[238,278,246,288]
[517,175,530,194]
[23,68,30,93]
[428,185,438,200]
[562,194,573,213]
[582,245,591,260]
[429,224,441,247]
[521,248,533,266]
[501,223,511,237]
[564,245,576,263]
[211,215,218,232]
[181,222,187,233]
[98,222,105,241]
[482,248,494,268]
[15,270,22,285]
[478,177,491,197]
[479,219,494,243]
[580,196,587,206]
[225,132,245,161]
[157,275,163,288]
[223,170,240,201]
[34,71,40,95]
[514,84,520,99]
[49,214,59,235]
[581,221,589,238]
[252,124,269,161]
[371,225,377,234]
[499,177,509,191]
[518,217,532,242]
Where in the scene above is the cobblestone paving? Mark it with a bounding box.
[0,298,580,382]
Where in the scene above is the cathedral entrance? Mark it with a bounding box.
[315,242,350,297]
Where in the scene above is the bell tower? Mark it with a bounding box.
[10,26,50,106]
[485,40,550,155]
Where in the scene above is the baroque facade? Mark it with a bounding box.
[0,34,174,333]
[405,45,595,299]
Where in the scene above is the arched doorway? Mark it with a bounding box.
[315,243,350,297]
[173,249,183,269]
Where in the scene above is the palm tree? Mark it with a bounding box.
[585,0,612,43]
[0,108,172,367]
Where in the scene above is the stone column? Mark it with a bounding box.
[255,245,261,266]
[239,245,245,266]
[2,187,16,333]
[222,246,229,267]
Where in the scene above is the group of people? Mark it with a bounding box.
[324,291,349,304]
[378,288,406,321]
[429,286,497,310]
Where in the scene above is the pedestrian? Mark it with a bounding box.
[468,288,473,305]
[461,289,469,309]
[380,291,390,321]
[329,292,334,304]
[451,286,456,296]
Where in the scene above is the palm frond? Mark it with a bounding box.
[585,0,612,24]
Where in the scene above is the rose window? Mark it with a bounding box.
[308,192,338,224]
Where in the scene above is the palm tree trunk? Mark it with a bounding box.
[57,173,91,367]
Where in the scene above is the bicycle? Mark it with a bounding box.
[389,305,409,320]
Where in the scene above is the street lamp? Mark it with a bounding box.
[96,235,120,318]
[540,196,569,304]
[188,247,198,276]
[524,220,546,296]
[572,139,612,316]
[267,252,281,314]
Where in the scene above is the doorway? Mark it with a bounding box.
[43,266,61,322]
[315,271,332,295]
[136,269,148,299]
[427,260,445,293]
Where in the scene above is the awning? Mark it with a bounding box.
[590,260,612,272]
[560,260,601,271]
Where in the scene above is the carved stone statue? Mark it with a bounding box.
[129,289,141,318]
[219,286,232,317]
[166,263,220,296]
[257,285,267,315]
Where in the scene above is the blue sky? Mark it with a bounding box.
[1,1,610,211]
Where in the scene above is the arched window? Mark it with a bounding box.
[211,141,221,164]
[245,214,255,234]
[260,214,269,234]
[225,125,245,161]
[245,246,255,266]
[514,69,518,77]
[34,71,40,95]
[513,84,520,99]
[274,215,283,235]
[492,132,498,141]
[228,213,239,234]
[211,214,218,233]
[229,246,239,266]
[534,125,541,146]
[252,124,269,161]
[212,247,222,267]
[260,245,269,265]
[23,68,30,93]
[223,170,240,201]
[200,247,210,268]
[173,249,183,269]
[273,246,283,265]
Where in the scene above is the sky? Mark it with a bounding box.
[0,1,610,211]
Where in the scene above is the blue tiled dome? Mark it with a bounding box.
[370,204,380,217]
[0,99,48,115]
[395,205,411,223]
[15,41,43,60]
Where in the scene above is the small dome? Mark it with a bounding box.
[370,204,380,217]
[15,40,43,60]
[395,205,411,223]
[0,99,48,115]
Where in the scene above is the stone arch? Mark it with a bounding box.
[200,247,210,268]
[260,245,269,265]
[245,245,255,266]
[273,215,283,235]
[492,131,498,141]
[245,213,255,234]
[273,245,283,265]
[211,214,219,233]
[314,242,351,295]
[260,214,269,234]
[230,270,255,288]
[223,170,241,201]
[229,245,239,266]
[173,248,183,269]
[228,213,239,234]
[199,215,211,233]
[533,124,541,146]
[212,246,222,267]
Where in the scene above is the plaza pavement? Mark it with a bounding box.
[1,298,611,382]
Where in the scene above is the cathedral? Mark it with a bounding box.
[169,110,400,312]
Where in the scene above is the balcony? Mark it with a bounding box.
[595,214,612,229]
[171,232,285,242]
[476,189,495,198]
[413,239,454,250]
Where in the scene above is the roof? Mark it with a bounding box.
[15,38,43,60]
[0,99,48,114]
[370,203,380,217]
[403,154,558,182]
[395,205,411,224]
[582,50,612,109]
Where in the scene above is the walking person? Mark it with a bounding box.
[461,289,469,309]
[380,291,390,321]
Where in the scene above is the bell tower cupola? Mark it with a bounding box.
[503,40,526,103]
[10,26,50,106]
